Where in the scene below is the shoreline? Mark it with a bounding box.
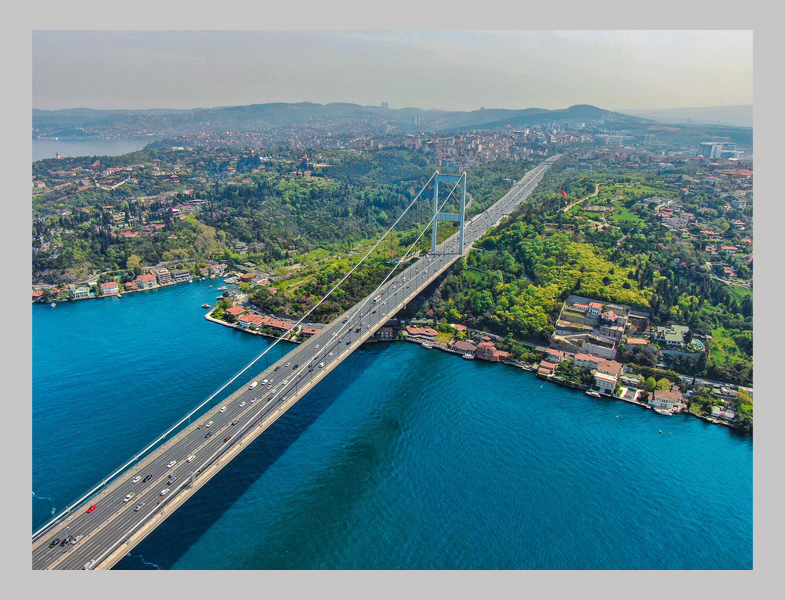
[405,336,750,435]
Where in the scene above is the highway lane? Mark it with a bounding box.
[32,155,560,570]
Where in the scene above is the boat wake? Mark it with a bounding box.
[33,491,57,514]
[134,554,162,570]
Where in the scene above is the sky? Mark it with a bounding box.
[32,30,753,113]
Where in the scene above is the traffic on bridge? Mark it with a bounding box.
[32,156,560,570]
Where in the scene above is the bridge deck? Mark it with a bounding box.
[32,156,559,570]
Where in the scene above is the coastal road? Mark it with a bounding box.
[32,155,561,570]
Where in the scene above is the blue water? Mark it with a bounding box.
[32,137,159,162]
[33,279,753,569]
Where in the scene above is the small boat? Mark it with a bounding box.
[585,391,602,398]
[50,302,56,308]
[462,354,474,360]
[202,303,212,309]
[217,286,228,291]
[216,295,224,300]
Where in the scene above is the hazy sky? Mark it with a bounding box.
[32,30,753,112]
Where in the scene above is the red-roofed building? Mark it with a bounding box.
[302,327,320,338]
[545,348,566,363]
[537,360,558,376]
[100,281,119,296]
[225,306,245,317]
[476,341,509,362]
[375,326,395,340]
[238,314,263,329]
[587,302,603,318]
[264,317,294,332]
[135,273,157,289]
[574,353,602,369]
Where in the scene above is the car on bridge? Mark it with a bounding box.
[86,504,97,513]
[123,492,135,503]
[167,460,177,468]
[132,475,141,484]
[142,474,152,483]
[48,538,60,548]
[134,503,145,512]
[160,488,169,496]
[224,435,232,443]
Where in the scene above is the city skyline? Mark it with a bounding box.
[32,30,753,113]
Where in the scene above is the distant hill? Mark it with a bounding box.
[616,105,752,128]
[34,102,750,145]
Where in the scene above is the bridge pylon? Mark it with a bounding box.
[431,172,467,254]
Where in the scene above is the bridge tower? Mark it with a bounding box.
[431,172,467,254]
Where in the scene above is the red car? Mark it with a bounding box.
[86,504,97,513]
[224,436,231,443]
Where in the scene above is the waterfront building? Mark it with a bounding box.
[238,314,263,329]
[476,341,511,362]
[135,274,157,290]
[152,267,171,284]
[69,284,91,299]
[649,389,684,412]
[100,281,119,296]
[170,269,192,283]
[449,340,478,356]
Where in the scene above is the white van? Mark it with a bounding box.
[249,381,258,390]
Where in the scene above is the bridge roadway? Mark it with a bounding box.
[31,155,560,570]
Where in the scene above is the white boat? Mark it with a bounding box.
[585,391,602,398]
[462,354,474,360]
[217,286,228,291]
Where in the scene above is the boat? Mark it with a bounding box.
[216,295,224,300]
[585,390,602,398]
[202,303,212,309]
[462,354,475,360]
[654,408,673,416]
[217,286,228,291]
[50,302,56,308]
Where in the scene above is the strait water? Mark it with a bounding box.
[32,137,160,162]
[32,279,753,569]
